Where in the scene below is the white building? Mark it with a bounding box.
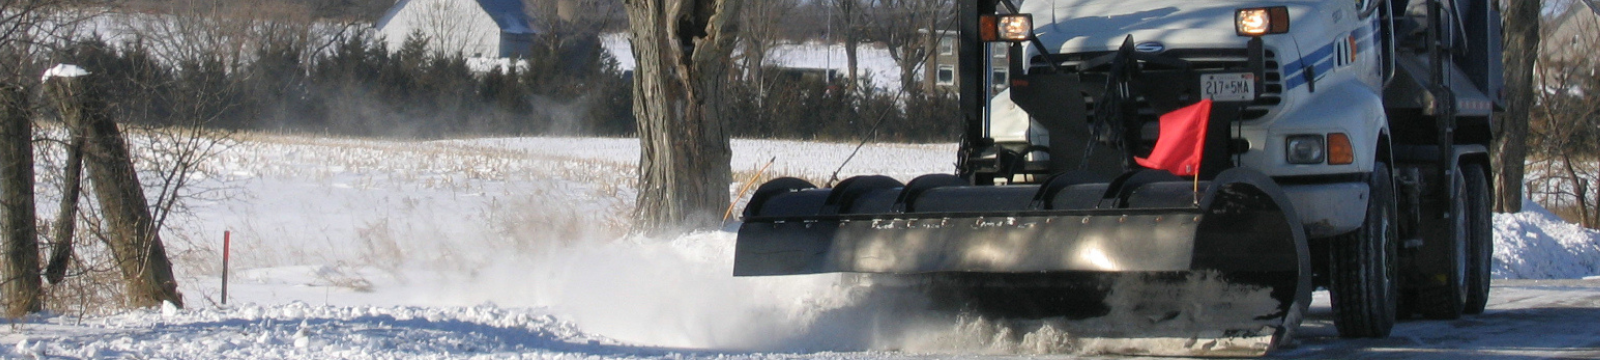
[375,0,539,58]
[1545,0,1600,64]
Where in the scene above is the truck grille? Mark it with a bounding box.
[1031,48,1283,120]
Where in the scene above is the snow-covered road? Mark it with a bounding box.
[5,280,1598,359]
[1285,279,1600,359]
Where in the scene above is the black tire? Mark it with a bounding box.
[1419,167,1469,320]
[1463,163,1493,314]
[1330,163,1399,338]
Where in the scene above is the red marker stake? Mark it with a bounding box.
[222,231,230,305]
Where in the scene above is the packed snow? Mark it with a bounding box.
[3,134,1597,359]
[1493,199,1600,279]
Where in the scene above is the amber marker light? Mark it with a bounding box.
[980,15,999,42]
[1328,133,1354,165]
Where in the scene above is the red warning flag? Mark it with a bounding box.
[1135,99,1212,177]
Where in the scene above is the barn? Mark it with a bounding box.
[375,0,539,58]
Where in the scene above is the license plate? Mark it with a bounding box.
[1201,73,1256,102]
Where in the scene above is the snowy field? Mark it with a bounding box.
[3,134,1598,359]
[603,34,908,91]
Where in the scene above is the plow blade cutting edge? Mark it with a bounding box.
[734,168,1311,357]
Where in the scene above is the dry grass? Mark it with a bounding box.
[209,132,638,281]
[29,128,950,313]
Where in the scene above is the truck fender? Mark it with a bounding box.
[1242,80,1387,177]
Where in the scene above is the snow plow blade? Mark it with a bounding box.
[735,168,1311,357]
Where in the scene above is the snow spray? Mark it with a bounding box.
[409,230,1103,354]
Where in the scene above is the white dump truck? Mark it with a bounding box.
[734,0,1501,356]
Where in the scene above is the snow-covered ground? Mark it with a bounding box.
[603,34,908,91]
[3,134,1598,359]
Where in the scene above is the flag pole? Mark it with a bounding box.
[1193,167,1201,206]
[1192,103,1208,207]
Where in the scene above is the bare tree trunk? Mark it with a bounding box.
[923,34,939,91]
[845,34,860,87]
[866,0,950,94]
[1557,150,1590,227]
[833,0,861,88]
[896,53,920,94]
[0,83,41,317]
[45,74,183,308]
[746,43,768,85]
[740,0,798,89]
[625,0,741,234]
[1494,0,1538,213]
[45,110,86,285]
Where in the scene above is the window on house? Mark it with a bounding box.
[939,37,954,55]
[992,67,1009,88]
[937,65,956,86]
[993,43,1008,58]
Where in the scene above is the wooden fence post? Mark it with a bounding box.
[45,65,183,309]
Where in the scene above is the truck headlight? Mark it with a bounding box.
[1236,7,1290,36]
[1286,135,1325,164]
[981,14,1034,42]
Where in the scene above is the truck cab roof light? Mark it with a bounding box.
[998,14,1034,42]
[1236,7,1290,36]
[981,14,1034,42]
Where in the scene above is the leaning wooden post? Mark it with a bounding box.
[44,76,88,286]
[0,82,42,317]
[45,64,184,309]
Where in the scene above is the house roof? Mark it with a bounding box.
[1546,0,1597,37]
[475,0,538,34]
[374,0,408,29]
[375,0,540,34]
[1562,0,1600,22]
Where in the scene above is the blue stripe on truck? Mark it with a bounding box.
[1285,26,1384,92]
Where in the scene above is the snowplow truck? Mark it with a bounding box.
[734,0,1500,356]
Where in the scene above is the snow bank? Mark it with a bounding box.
[7,303,613,359]
[1493,199,1600,279]
[40,64,90,81]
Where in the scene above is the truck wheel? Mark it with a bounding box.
[1463,163,1493,314]
[1330,163,1398,338]
[1419,167,1469,319]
